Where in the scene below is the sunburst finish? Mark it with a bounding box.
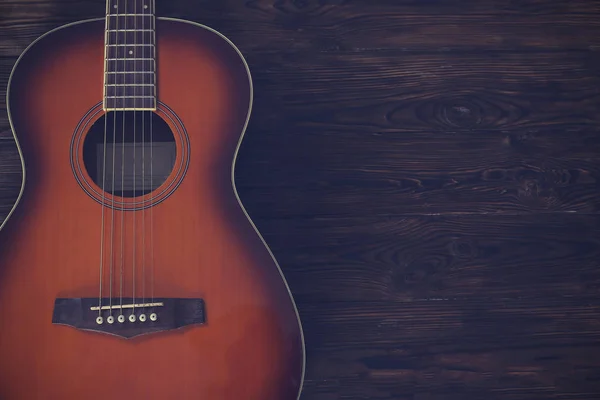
[0,15,304,400]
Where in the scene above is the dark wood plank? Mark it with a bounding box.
[0,57,17,111]
[298,298,600,400]
[1,0,600,56]
[254,214,600,303]
[234,125,600,217]
[0,131,21,173]
[0,115,23,222]
[245,51,600,131]
[0,172,22,224]
[230,50,600,217]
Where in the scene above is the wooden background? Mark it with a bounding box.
[2,0,600,398]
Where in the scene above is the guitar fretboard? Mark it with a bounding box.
[104,0,156,111]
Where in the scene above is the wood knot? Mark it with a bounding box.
[481,168,508,181]
[273,0,326,13]
[392,255,450,293]
[412,95,485,129]
[516,172,561,209]
[411,93,521,130]
[439,98,483,128]
[505,131,540,152]
[292,0,309,8]
[449,238,478,260]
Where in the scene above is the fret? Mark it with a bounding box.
[107,0,154,15]
[106,45,154,59]
[105,85,155,97]
[107,15,154,30]
[105,72,155,86]
[105,71,154,74]
[105,96,155,99]
[106,59,154,73]
[104,97,156,111]
[106,30,154,46]
[107,29,153,32]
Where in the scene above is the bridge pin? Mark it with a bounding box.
[107,315,114,324]
[150,313,157,321]
[129,314,136,323]
[96,316,103,325]
[117,314,125,323]
[139,314,147,322]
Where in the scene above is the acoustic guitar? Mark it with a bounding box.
[0,1,305,399]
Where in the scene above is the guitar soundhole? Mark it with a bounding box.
[82,111,176,198]
[71,102,189,210]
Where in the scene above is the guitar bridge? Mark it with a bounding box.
[52,297,206,339]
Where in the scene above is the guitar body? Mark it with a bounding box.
[0,18,304,400]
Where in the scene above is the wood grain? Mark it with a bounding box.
[0,172,20,219]
[1,0,600,399]
[227,49,600,217]
[243,51,600,130]
[298,298,600,399]
[254,214,600,302]
[264,215,600,398]
[232,126,600,217]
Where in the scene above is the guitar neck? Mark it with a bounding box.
[103,0,156,111]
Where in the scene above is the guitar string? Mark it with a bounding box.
[119,101,125,314]
[108,0,121,320]
[118,0,126,319]
[141,0,147,318]
[150,0,155,313]
[107,0,131,320]
[131,0,137,320]
[98,0,111,319]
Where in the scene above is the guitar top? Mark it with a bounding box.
[0,1,305,399]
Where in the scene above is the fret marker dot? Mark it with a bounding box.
[113,4,117,8]
[129,50,133,55]
[144,5,148,9]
